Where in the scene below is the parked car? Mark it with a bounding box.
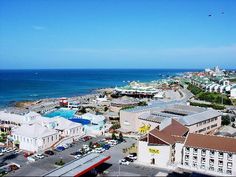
[127,153,137,160]
[74,154,82,159]
[0,162,7,167]
[55,146,65,152]
[62,144,69,149]
[70,151,83,156]
[44,150,54,156]
[119,159,130,165]
[27,156,36,162]
[24,152,33,158]
[124,157,134,162]
[0,152,4,156]
[102,144,110,150]
[35,154,45,159]
[82,136,92,142]
[93,147,105,153]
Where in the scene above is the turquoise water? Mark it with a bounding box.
[44,108,76,119]
[44,108,105,132]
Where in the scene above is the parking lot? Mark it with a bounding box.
[1,136,170,176]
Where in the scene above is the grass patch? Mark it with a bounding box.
[187,83,232,105]
[190,102,225,110]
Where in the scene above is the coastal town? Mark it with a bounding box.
[0,66,236,176]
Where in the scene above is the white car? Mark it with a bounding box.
[83,144,89,149]
[1,148,7,153]
[119,159,130,165]
[74,154,82,159]
[0,152,4,156]
[63,144,69,149]
[27,156,36,162]
[127,154,137,160]
[35,154,45,159]
[93,148,105,153]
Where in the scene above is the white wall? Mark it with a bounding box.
[137,140,171,167]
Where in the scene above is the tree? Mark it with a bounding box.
[231,117,235,123]
[221,115,231,126]
[89,141,93,148]
[119,132,123,142]
[112,132,117,140]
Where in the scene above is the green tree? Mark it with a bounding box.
[89,141,93,148]
[119,132,123,142]
[221,115,231,126]
[112,132,117,140]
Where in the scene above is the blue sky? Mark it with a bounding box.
[0,0,235,69]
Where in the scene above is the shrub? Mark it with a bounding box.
[55,159,65,166]
[221,115,231,126]
[112,132,117,140]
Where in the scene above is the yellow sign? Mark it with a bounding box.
[149,148,160,154]
[138,123,151,134]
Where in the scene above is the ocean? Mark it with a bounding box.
[0,69,198,107]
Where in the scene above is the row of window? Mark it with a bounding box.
[196,117,218,127]
[185,147,232,160]
[13,134,58,145]
[185,155,232,169]
[184,162,232,175]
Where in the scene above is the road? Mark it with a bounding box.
[4,137,170,176]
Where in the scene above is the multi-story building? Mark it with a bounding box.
[11,123,60,153]
[138,119,189,167]
[137,121,236,176]
[120,104,221,134]
[183,133,236,176]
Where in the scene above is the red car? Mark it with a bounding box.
[82,136,92,142]
[23,152,33,158]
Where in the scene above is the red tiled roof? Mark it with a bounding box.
[185,133,236,153]
[148,119,188,145]
[162,119,189,136]
[149,129,175,145]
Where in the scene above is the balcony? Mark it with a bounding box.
[227,163,232,169]
[210,152,215,158]
[218,163,223,167]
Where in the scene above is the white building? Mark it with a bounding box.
[230,85,236,99]
[137,120,236,176]
[51,116,84,139]
[138,119,189,167]
[183,133,236,176]
[12,123,59,153]
[120,104,221,134]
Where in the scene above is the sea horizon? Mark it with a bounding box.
[0,68,198,107]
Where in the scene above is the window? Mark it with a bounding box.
[219,152,223,159]
[185,162,189,166]
[185,155,189,161]
[217,168,223,173]
[218,160,223,166]
[51,136,53,141]
[193,148,198,154]
[200,165,205,169]
[226,170,232,175]
[227,153,232,160]
[227,162,232,169]
[201,149,206,156]
[210,150,215,157]
[209,159,214,166]
[209,167,214,171]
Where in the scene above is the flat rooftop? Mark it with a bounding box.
[43,153,110,177]
[138,104,221,126]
